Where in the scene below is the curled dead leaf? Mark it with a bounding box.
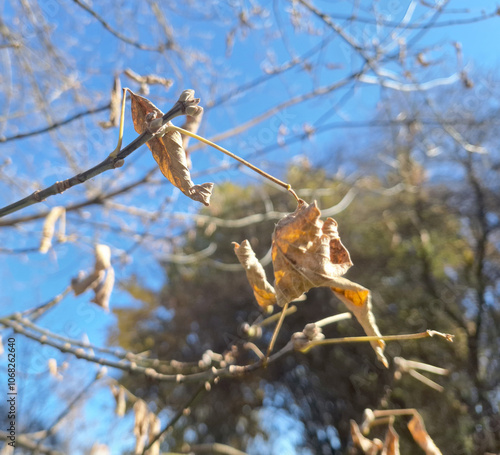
[233,240,276,309]
[382,424,400,455]
[407,412,442,455]
[272,200,352,305]
[271,200,386,365]
[127,89,213,206]
[331,279,387,367]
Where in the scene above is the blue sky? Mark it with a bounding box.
[1,1,500,453]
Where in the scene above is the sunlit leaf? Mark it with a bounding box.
[331,280,387,367]
[271,200,352,305]
[271,200,386,365]
[128,89,213,206]
[408,411,443,455]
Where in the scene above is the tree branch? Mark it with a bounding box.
[0,102,111,143]
[70,0,164,52]
[0,98,187,219]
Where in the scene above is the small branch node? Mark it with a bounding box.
[55,180,71,194]
[32,190,45,202]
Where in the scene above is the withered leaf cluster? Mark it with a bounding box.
[234,200,387,366]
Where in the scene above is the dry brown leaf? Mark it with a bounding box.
[272,200,352,305]
[331,279,387,367]
[40,206,65,253]
[271,200,386,365]
[133,399,150,454]
[382,424,400,455]
[408,412,443,455]
[127,89,213,206]
[350,420,383,455]
[233,240,277,308]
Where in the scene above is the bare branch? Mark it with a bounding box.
[70,0,164,52]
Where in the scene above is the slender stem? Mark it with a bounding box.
[266,301,290,358]
[407,369,445,392]
[315,312,352,327]
[108,88,128,158]
[257,305,297,327]
[168,125,300,202]
[373,409,417,418]
[22,286,72,321]
[187,443,250,455]
[300,330,453,353]
[141,383,207,454]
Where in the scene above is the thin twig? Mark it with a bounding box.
[167,125,300,202]
[187,443,250,455]
[257,305,297,328]
[0,317,294,383]
[35,374,99,447]
[0,431,64,455]
[0,170,155,227]
[22,285,72,320]
[300,330,454,353]
[266,302,290,358]
[141,383,208,454]
[71,0,163,52]
[0,102,111,143]
[315,312,352,328]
